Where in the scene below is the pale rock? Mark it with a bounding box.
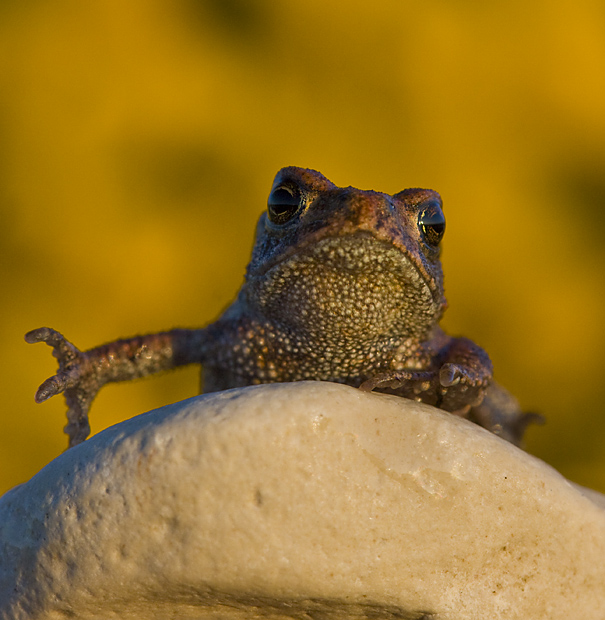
[1,382,604,620]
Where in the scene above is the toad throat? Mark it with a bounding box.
[246,234,440,346]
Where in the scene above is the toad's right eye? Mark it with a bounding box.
[267,185,302,224]
[418,202,445,247]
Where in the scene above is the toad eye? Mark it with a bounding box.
[267,185,302,224]
[418,203,445,247]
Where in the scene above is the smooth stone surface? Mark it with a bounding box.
[1,382,604,620]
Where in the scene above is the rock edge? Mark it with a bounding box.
[1,382,604,620]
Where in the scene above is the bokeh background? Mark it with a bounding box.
[1,0,604,495]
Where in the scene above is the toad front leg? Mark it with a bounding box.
[25,327,213,447]
[436,336,493,413]
[361,335,493,417]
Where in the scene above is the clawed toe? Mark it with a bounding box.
[439,363,463,387]
[360,373,407,392]
[26,326,71,352]
[360,370,433,393]
[34,368,80,403]
[25,327,57,345]
[35,376,64,403]
[359,376,391,391]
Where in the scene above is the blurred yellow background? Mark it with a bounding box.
[1,0,604,494]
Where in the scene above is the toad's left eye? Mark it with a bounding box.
[267,185,302,225]
[418,203,445,247]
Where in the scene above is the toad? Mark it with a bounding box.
[26,167,539,447]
